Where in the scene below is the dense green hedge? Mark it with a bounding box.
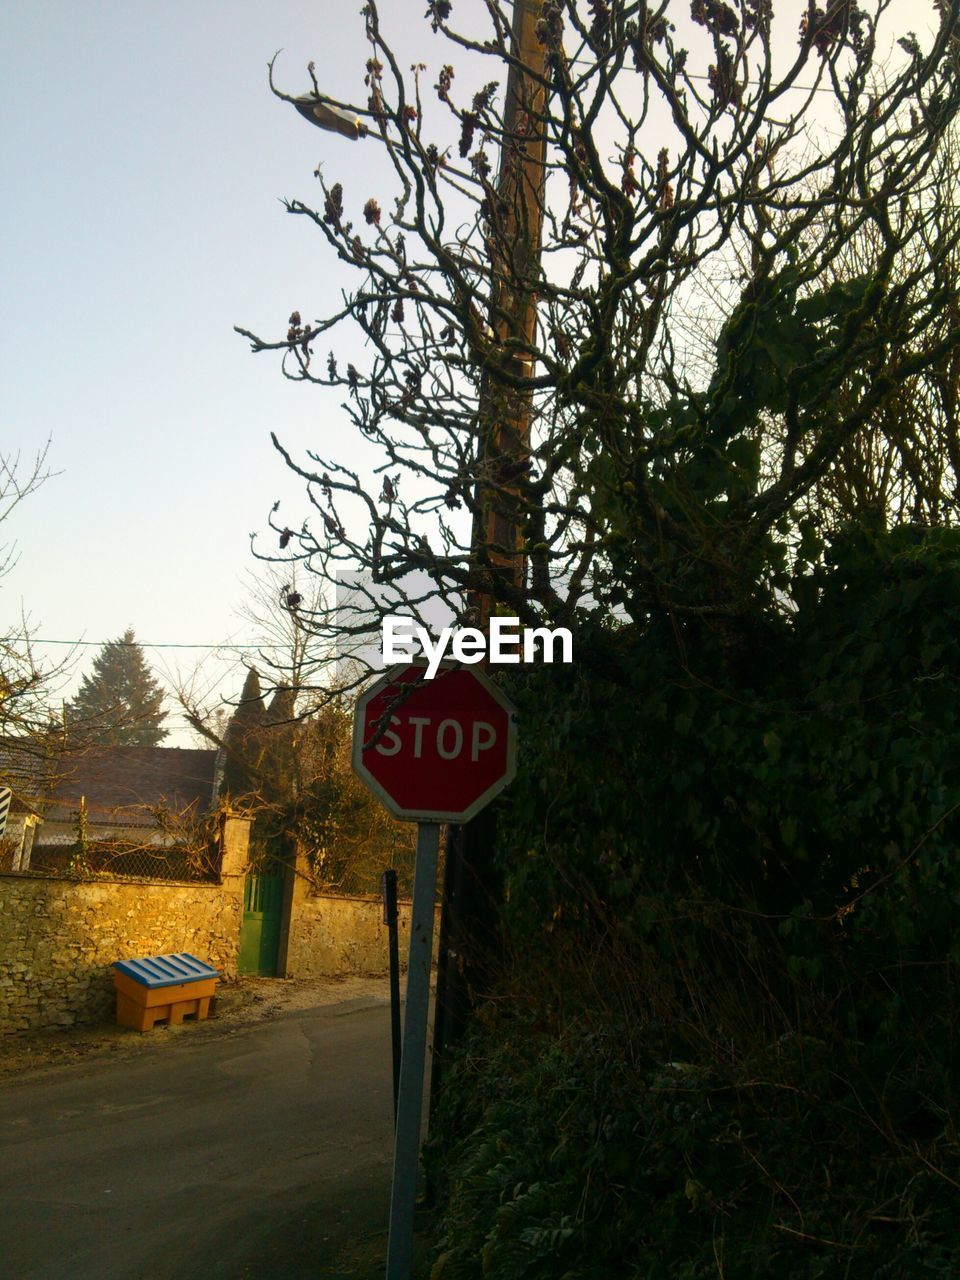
[426,526,960,1277]
[427,1008,960,1278]
[504,525,960,924]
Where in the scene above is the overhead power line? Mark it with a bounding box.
[27,639,266,651]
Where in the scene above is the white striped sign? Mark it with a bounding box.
[0,787,11,838]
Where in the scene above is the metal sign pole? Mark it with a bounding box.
[386,819,441,1280]
[381,868,402,1124]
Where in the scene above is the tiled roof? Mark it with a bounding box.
[0,740,59,813]
[42,746,219,823]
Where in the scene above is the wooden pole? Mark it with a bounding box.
[430,0,547,1124]
[472,0,548,610]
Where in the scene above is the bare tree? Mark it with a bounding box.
[233,563,332,712]
[0,443,71,751]
[175,562,332,767]
[794,129,960,531]
[176,568,415,887]
[239,1,960,683]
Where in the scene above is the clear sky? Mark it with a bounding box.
[1,0,436,741]
[1,0,939,744]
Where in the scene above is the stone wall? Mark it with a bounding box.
[0,818,443,1033]
[281,889,440,978]
[0,814,249,1034]
[279,843,440,977]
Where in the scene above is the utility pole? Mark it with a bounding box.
[430,0,548,1120]
[474,0,548,606]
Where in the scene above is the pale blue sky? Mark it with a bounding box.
[1,0,938,742]
[1,1,434,739]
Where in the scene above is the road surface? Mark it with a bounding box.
[0,998,406,1279]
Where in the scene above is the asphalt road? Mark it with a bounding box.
[0,999,405,1280]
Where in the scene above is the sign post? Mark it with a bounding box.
[352,662,517,1280]
[380,868,402,1123]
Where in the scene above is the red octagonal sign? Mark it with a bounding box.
[352,662,518,823]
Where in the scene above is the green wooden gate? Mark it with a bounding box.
[239,870,284,976]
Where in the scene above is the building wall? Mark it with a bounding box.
[0,814,249,1034]
[0,812,38,872]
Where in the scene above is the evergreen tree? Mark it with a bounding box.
[264,685,297,725]
[260,684,299,817]
[220,667,266,798]
[67,629,168,746]
[220,675,298,816]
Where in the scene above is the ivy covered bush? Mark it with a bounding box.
[428,1006,960,1279]
[426,527,960,1278]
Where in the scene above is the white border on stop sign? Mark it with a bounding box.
[351,659,519,824]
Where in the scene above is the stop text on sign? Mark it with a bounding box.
[374,715,497,762]
[381,614,573,679]
[352,663,518,823]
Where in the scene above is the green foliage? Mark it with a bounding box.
[500,525,960,926]
[428,1002,960,1279]
[66,628,168,746]
[291,704,417,893]
[427,524,960,1278]
[220,680,415,889]
[220,666,266,798]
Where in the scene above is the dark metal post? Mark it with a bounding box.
[381,867,401,1125]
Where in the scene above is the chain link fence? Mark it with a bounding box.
[242,834,420,899]
[1,808,430,894]
[306,834,429,899]
[1,805,220,883]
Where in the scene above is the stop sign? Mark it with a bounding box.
[352,662,518,822]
